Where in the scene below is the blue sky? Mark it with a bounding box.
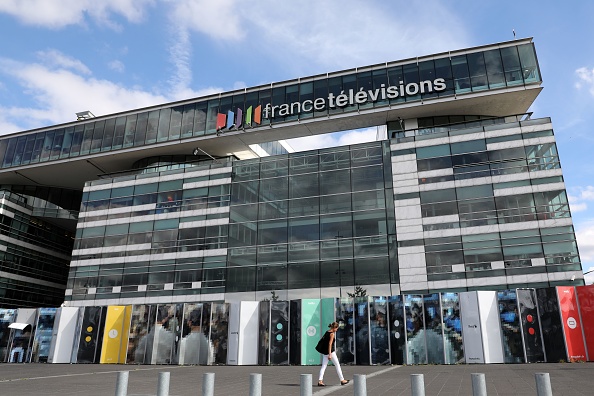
[0,1,593,283]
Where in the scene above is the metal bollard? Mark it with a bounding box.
[202,373,215,396]
[249,373,262,396]
[471,373,487,396]
[114,371,129,396]
[300,374,312,396]
[411,374,425,396]
[354,374,367,396]
[157,371,170,396]
[535,373,553,396]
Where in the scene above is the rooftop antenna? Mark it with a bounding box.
[512,29,516,39]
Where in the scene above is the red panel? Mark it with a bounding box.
[576,285,594,361]
[216,113,226,131]
[254,105,261,125]
[557,286,587,362]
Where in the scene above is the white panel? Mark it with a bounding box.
[477,291,504,363]
[415,136,449,147]
[237,301,259,365]
[451,264,465,272]
[48,307,81,364]
[448,132,485,143]
[227,302,240,365]
[491,261,505,269]
[15,308,37,325]
[417,168,454,178]
[531,258,546,267]
[459,291,484,363]
[392,160,417,175]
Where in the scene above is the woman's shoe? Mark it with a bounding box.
[318,381,326,387]
[341,380,350,386]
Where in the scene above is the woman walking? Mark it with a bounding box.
[316,322,350,386]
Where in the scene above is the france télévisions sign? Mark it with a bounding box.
[216,77,446,131]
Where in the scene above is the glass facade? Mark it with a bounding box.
[0,42,540,170]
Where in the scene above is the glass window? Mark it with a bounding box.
[259,177,288,202]
[320,213,353,240]
[288,262,320,289]
[467,52,488,91]
[353,210,386,237]
[320,193,351,214]
[451,140,486,154]
[517,44,540,83]
[289,197,319,217]
[451,55,471,93]
[258,219,288,245]
[352,165,384,191]
[484,49,506,88]
[258,200,288,220]
[352,190,384,211]
[112,117,126,149]
[420,188,456,204]
[289,173,319,198]
[416,144,451,159]
[145,110,160,144]
[260,158,288,178]
[320,170,350,195]
[257,264,287,291]
[320,150,350,170]
[501,46,523,86]
[288,217,319,242]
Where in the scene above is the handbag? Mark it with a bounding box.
[315,332,327,354]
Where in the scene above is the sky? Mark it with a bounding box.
[0,1,593,283]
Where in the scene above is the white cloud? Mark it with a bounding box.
[576,67,594,96]
[0,0,155,29]
[286,127,381,152]
[242,0,469,71]
[568,186,594,213]
[37,50,91,75]
[165,0,244,41]
[108,60,125,73]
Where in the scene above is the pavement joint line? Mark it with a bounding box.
[0,366,189,383]
[313,365,402,395]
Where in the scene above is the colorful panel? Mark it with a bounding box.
[270,301,289,365]
[100,306,131,364]
[576,285,594,361]
[557,286,587,362]
[216,113,226,130]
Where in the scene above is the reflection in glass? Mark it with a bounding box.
[335,298,355,364]
[354,297,370,365]
[441,293,464,364]
[424,293,444,364]
[31,308,57,363]
[210,302,229,365]
[0,309,16,362]
[369,297,390,365]
[258,301,270,365]
[497,290,523,363]
[179,303,210,365]
[127,305,155,364]
[405,295,426,364]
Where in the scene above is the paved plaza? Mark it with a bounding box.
[0,362,592,395]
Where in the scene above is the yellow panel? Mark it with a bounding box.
[100,306,127,364]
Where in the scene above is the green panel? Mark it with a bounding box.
[301,299,321,365]
[321,298,336,329]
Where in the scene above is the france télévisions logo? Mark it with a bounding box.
[216,105,262,132]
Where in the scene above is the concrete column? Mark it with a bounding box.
[471,373,487,396]
[157,372,170,396]
[300,374,312,396]
[249,373,262,396]
[411,374,425,396]
[202,373,215,396]
[354,374,367,396]
[114,371,128,396]
[535,373,553,396]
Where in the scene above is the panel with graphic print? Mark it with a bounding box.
[497,290,523,363]
[441,293,464,364]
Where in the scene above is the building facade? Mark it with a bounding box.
[0,37,584,308]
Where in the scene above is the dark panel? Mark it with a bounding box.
[517,288,545,363]
[258,301,270,365]
[536,287,566,362]
[387,296,405,365]
[76,306,104,363]
[424,293,444,364]
[210,302,229,365]
[270,301,289,365]
[289,300,301,365]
